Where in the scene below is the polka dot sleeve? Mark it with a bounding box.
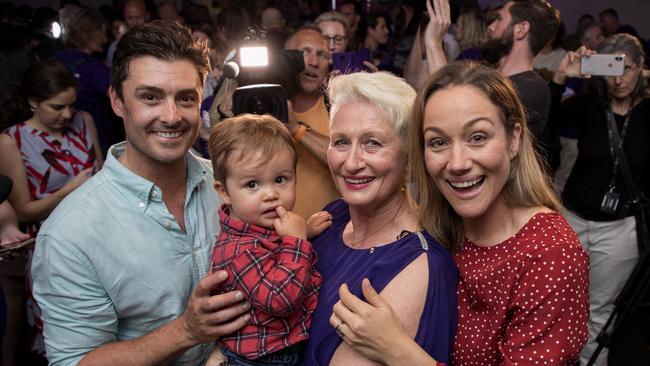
[501,242,589,365]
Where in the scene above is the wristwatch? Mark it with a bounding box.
[293,121,312,142]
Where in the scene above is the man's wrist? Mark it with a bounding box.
[293,121,312,142]
[170,315,199,349]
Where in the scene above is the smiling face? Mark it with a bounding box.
[215,148,297,228]
[110,56,201,172]
[285,29,329,94]
[30,87,77,133]
[328,101,407,211]
[422,85,521,221]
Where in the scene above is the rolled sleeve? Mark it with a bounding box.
[32,233,118,366]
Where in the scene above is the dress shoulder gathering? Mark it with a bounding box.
[452,212,589,365]
[304,200,458,366]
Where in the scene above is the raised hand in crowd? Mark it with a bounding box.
[424,0,452,74]
[554,45,597,84]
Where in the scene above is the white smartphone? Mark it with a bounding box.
[581,54,625,76]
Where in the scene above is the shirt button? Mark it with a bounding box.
[164,221,171,229]
[152,192,158,198]
[138,202,145,208]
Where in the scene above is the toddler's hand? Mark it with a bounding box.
[307,211,332,239]
[273,206,307,240]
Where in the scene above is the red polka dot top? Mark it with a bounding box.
[452,212,589,365]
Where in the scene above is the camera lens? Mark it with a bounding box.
[246,94,274,114]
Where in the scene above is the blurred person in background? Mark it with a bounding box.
[533,22,568,81]
[550,34,649,366]
[361,11,394,71]
[0,59,101,365]
[565,13,594,51]
[313,11,351,55]
[55,8,121,158]
[157,1,183,24]
[106,0,149,65]
[454,7,487,61]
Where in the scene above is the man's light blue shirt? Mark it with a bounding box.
[32,142,221,365]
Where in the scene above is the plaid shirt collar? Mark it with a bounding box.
[218,205,283,247]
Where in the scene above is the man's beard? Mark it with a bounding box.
[480,27,514,65]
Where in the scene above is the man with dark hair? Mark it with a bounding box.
[599,8,639,38]
[424,0,560,153]
[481,0,560,143]
[338,0,362,49]
[580,23,604,50]
[32,21,249,366]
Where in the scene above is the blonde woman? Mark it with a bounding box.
[304,71,458,365]
[455,8,487,60]
[328,62,589,365]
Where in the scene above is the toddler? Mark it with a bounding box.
[207,114,331,366]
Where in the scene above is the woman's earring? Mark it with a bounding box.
[29,105,36,112]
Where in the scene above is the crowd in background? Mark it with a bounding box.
[0,0,648,365]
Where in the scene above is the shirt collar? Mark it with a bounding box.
[103,142,208,209]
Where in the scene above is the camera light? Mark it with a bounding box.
[240,46,268,67]
[51,21,61,38]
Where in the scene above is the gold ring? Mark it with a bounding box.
[335,321,345,335]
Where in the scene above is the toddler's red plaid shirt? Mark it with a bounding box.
[210,207,321,360]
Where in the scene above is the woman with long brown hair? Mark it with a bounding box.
[327,62,589,365]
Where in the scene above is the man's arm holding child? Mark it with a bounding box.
[33,235,249,366]
[79,271,250,366]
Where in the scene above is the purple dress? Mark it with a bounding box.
[304,200,458,365]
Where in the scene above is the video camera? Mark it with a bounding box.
[229,27,305,123]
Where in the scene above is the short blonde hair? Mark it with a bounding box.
[327,71,416,146]
[208,114,297,183]
[410,62,561,250]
